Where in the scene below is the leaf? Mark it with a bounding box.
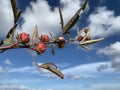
[6,24,17,38]
[62,0,88,35]
[81,0,88,10]
[80,45,90,50]
[32,25,39,45]
[0,24,17,45]
[40,63,57,69]
[62,10,80,35]
[80,38,104,45]
[51,47,55,56]
[15,10,22,24]
[81,31,90,42]
[38,63,64,79]
[49,32,54,39]
[10,0,22,24]
[58,2,64,30]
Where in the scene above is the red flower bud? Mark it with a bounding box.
[86,36,91,41]
[18,32,30,44]
[57,37,65,48]
[35,42,46,54]
[77,35,83,41]
[40,35,50,42]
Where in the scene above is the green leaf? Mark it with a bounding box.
[15,10,22,24]
[81,0,88,10]
[6,24,17,38]
[80,38,104,45]
[32,25,39,45]
[62,11,79,35]
[62,0,88,35]
[39,63,64,79]
[10,0,22,24]
[49,32,54,39]
[58,2,64,30]
[51,47,55,56]
[40,63,57,69]
[81,31,90,42]
[0,24,17,45]
[80,45,90,50]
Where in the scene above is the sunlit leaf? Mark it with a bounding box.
[40,63,57,69]
[49,32,54,39]
[15,10,22,24]
[10,0,22,23]
[58,2,64,30]
[80,45,90,50]
[38,63,64,79]
[62,11,79,35]
[62,0,88,35]
[51,47,55,56]
[6,24,17,38]
[80,38,104,45]
[32,25,39,45]
[0,24,17,45]
[81,31,89,42]
[81,0,88,10]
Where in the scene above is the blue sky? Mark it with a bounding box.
[0,0,120,90]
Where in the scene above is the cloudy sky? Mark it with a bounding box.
[0,0,120,90]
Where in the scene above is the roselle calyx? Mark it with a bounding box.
[18,32,30,44]
[40,35,50,42]
[35,42,46,54]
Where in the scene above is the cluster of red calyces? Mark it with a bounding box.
[35,34,50,54]
[17,32,67,54]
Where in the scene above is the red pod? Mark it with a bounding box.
[35,42,46,54]
[40,35,50,42]
[86,36,91,41]
[57,37,65,48]
[77,35,84,41]
[18,32,30,43]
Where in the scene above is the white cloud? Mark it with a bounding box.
[56,63,71,68]
[0,66,10,73]
[0,66,4,73]
[8,63,57,78]
[98,42,120,71]
[18,0,84,36]
[9,66,37,74]
[62,62,113,79]
[0,84,42,90]
[0,84,29,90]
[4,59,13,66]
[87,7,120,38]
[43,83,120,90]
[84,83,120,90]
[0,0,86,38]
[0,0,14,37]
[5,61,115,79]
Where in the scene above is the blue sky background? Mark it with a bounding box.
[0,0,120,90]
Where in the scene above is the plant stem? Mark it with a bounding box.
[0,42,20,50]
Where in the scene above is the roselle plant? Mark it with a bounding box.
[0,0,104,79]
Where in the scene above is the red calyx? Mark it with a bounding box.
[18,32,30,44]
[35,42,46,54]
[40,35,50,42]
